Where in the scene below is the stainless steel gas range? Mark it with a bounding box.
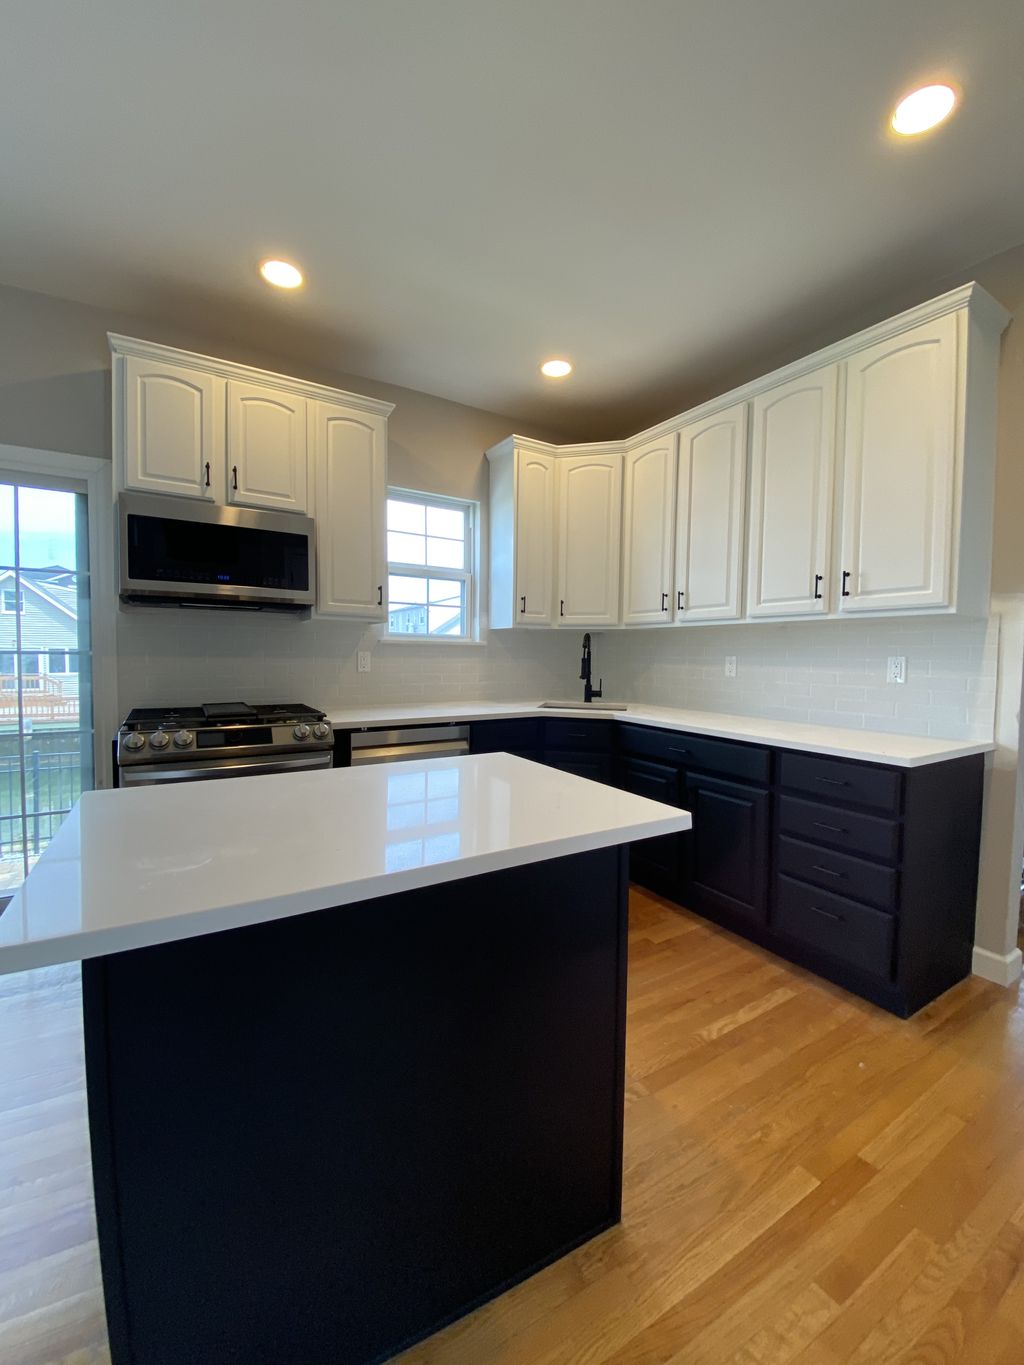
[115,701,334,787]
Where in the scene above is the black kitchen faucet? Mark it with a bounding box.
[580,633,603,704]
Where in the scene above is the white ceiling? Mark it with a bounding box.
[2,0,1023,438]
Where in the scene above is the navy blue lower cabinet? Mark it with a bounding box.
[620,756,684,897]
[683,773,771,927]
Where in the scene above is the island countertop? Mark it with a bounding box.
[0,753,691,975]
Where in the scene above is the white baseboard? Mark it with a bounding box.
[972,944,1023,987]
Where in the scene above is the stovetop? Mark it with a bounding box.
[122,702,325,731]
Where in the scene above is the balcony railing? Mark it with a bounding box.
[0,674,79,724]
[0,746,82,860]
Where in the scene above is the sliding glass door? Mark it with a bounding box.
[0,475,93,904]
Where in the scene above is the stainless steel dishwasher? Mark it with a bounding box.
[349,725,471,766]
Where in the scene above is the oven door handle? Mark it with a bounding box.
[120,753,332,785]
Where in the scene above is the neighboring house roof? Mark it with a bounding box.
[0,567,79,653]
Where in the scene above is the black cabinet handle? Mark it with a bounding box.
[204,461,211,488]
[813,821,846,834]
[812,865,844,879]
[520,595,526,613]
[661,592,668,611]
[813,573,822,600]
[670,746,689,756]
[377,584,383,606]
[677,590,685,611]
[817,777,848,787]
[811,905,844,923]
[841,570,851,597]
[232,464,239,491]
[560,599,565,617]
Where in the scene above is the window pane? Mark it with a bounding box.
[426,505,465,540]
[0,485,13,569]
[47,649,67,673]
[426,537,464,570]
[428,577,463,605]
[387,499,425,535]
[17,487,79,570]
[387,530,426,566]
[388,575,428,604]
[428,604,464,635]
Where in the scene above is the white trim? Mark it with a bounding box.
[0,445,117,791]
[108,333,396,418]
[972,945,1023,987]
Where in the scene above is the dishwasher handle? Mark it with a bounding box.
[350,739,470,766]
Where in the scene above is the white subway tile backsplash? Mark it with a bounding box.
[596,614,998,741]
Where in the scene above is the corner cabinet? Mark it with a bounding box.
[110,335,394,619]
[674,402,748,622]
[557,451,623,627]
[486,440,556,628]
[314,402,388,619]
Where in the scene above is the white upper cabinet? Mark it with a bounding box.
[122,355,221,500]
[747,364,838,617]
[838,313,958,613]
[314,402,388,619]
[515,451,556,626]
[621,435,678,625]
[486,442,556,628]
[557,452,622,627]
[226,380,309,514]
[674,403,748,622]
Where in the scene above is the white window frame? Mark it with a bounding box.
[1,588,24,613]
[0,445,117,790]
[384,489,479,643]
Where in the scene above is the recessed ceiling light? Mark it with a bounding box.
[891,84,957,136]
[259,258,304,289]
[540,358,573,378]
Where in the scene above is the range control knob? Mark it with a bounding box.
[123,731,146,751]
[293,723,312,741]
[312,722,331,741]
[149,730,171,750]
[173,729,195,749]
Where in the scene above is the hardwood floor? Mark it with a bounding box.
[3,889,1024,1364]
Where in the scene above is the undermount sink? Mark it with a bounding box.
[538,701,629,712]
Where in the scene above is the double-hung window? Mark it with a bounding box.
[386,491,475,639]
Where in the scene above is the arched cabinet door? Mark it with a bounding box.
[747,364,838,617]
[556,453,623,627]
[675,402,748,622]
[226,380,309,514]
[123,356,221,500]
[515,451,556,626]
[621,435,677,625]
[838,312,958,613]
[314,402,387,618]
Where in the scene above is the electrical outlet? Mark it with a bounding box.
[886,655,907,685]
[724,656,737,679]
[357,651,371,674]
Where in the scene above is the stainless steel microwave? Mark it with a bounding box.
[118,492,316,612]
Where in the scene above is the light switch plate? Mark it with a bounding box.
[886,656,907,685]
[724,656,737,679]
[357,651,371,674]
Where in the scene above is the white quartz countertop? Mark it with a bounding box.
[0,753,690,975]
[327,701,993,768]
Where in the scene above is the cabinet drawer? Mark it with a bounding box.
[779,752,901,814]
[775,875,895,979]
[542,719,613,751]
[777,795,900,864]
[777,836,898,913]
[544,751,614,784]
[619,725,770,784]
[471,719,542,754]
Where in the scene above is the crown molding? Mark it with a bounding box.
[107,334,396,418]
